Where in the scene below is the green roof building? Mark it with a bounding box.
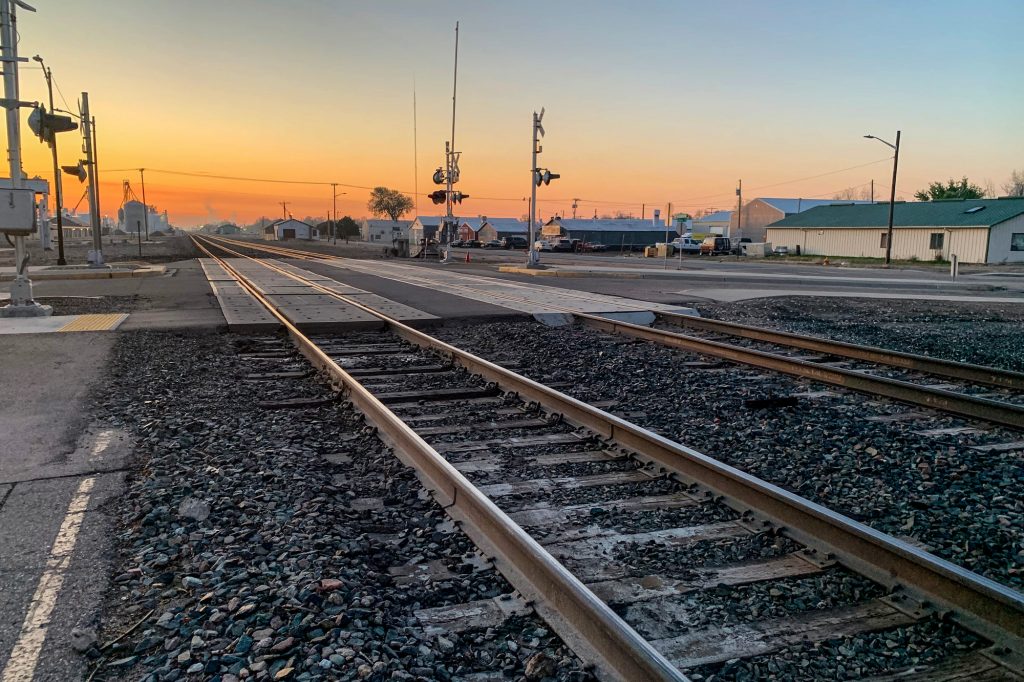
[765,197,1024,263]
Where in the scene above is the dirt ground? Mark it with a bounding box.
[1,234,198,267]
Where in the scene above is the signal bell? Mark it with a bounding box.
[432,168,446,185]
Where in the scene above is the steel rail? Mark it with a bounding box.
[194,235,1024,658]
[574,314,1024,430]
[656,311,1024,391]
[191,236,687,682]
[202,235,1024,431]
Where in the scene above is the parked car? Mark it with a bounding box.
[582,242,608,252]
[464,239,482,248]
[482,239,502,249]
[699,236,733,255]
[774,245,790,256]
[671,237,702,254]
[450,239,465,247]
[501,236,529,249]
[534,240,553,252]
[550,238,574,252]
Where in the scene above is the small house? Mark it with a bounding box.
[264,218,318,241]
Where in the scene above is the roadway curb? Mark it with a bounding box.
[0,266,165,281]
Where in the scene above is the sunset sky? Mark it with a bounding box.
[12,0,1024,227]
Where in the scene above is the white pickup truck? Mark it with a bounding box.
[671,236,702,254]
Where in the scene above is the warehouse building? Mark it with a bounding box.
[693,210,733,236]
[542,218,668,249]
[734,198,871,242]
[360,219,411,243]
[475,218,528,242]
[263,218,318,241]
[766,198,1024,264]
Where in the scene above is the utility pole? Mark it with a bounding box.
[0,0,49,316]
[92,115,103,243]
[80,93,104,266]
[280,201,289,219]
[735,179,743,239]
[870,179,874,203]
[331,183,337,244]
[139,167,149,240]
[572,198,578,219]
[35,57,66,265]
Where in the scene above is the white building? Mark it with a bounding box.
[409,216,444,246]
[766,198,1024,264]
[360,219,411,243]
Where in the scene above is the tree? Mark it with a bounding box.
[337,215,359,237]
[914,177,985,201]
[1003,169,1024,197]
[833,185,874,201]
[367,187,413,221]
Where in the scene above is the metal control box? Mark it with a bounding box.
[0,188,36,235]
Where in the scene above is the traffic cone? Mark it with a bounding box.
[465,252,471,263]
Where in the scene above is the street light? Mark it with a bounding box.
[30,55,71,265]
[331,184,346,244]
[864,130,901,265]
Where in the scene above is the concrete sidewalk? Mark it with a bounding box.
[0,263,165,281]
[497,264,1024,293]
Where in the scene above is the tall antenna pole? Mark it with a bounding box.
[413,77,419,216]
[440,22,460,262]
[451,22,458,156]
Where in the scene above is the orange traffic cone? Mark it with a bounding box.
[465,252,471,263]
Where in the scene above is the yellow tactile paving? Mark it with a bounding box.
[57,313,129,332]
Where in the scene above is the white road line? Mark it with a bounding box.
[1,477,96,682]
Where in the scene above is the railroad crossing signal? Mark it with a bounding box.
[429,190,469,205]
[27,105,77,146]
[534,169,560,186]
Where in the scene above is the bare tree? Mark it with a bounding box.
[367,187,414,221]
[832,187,859,201]
[1003,169,1024,197]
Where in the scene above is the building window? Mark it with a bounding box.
[1012,234,1024,252]
[879,232,889,248]
[929,233,944,250]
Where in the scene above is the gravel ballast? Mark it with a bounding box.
[433,305,1024,590]
[87,331,593,682]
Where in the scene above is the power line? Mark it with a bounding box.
[102,156,896,211]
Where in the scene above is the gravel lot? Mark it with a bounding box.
[697,297,1024,371]
[433,305,1024,590]
[86,331,593,682]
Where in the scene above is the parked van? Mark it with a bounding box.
[699,236,732,255]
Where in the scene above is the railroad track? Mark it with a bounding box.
[193,235,1024,680]
[199,234,1024,430]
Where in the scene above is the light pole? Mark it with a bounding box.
[32,55,67,265]
[864,130,900,265]
[139,167,149,240]
[331,184,346,244]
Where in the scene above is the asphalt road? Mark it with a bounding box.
[0,334,129,681]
